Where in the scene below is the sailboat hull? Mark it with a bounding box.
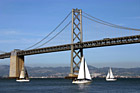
[16,79,30,82]
[72,80,91,84]
[106,78,117,81]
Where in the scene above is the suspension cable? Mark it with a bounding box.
[35,21,72,49]
[25,11,72,50]
[83,12,140,31]
[83,15,128,29]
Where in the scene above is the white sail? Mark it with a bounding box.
[106,68,115,79]
[77,57,91,80]
[19,66,25,79]
[84,60,92,80]
[109,68,114,78]
[106,70,110,79]
[77,57,85,79]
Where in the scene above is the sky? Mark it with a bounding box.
[0,0,140,68]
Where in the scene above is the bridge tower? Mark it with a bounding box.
[9,49,24,78]
[69,9,83,77]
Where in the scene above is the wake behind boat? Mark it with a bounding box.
[106,68,117,81]
[72,56,92,84]
[16,65,30,82]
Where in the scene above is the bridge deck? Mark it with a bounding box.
[0,35,140,59]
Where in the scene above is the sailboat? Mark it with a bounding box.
[106,68,117,81]
[16,65,30,82]
[72,56,92,84]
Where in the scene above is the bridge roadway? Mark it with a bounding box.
[0,35,140,59]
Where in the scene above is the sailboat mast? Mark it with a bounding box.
[84,58,86,79]
[109,68,111,79]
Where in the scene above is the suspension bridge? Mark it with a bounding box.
[0,8,140,78]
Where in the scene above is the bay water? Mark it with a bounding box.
[0,78,140,93]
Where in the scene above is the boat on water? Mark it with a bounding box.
[106,68,117,81]
[16,65,30,82]
[72,56,92,84]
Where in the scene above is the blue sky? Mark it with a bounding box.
[0,0,140,68]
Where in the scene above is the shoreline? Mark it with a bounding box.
[1,77,140,79]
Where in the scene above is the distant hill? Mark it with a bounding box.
[0,65,9,77]
[0,65,140,78]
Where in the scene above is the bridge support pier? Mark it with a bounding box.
[68,8,83,78]
[9,49,24,78]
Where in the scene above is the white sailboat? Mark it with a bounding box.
[16,65,30,82]
[72,56,92,84]
[106,68,117,81]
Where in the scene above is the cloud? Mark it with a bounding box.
[0,29,45,37]
[125,16,140,19]
[0,30,20,35]
[0,39,17,43]
[0,37,44,46]
[132,16,140,19]
[3,30,20,35]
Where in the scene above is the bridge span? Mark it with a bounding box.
[0,34,140,59]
